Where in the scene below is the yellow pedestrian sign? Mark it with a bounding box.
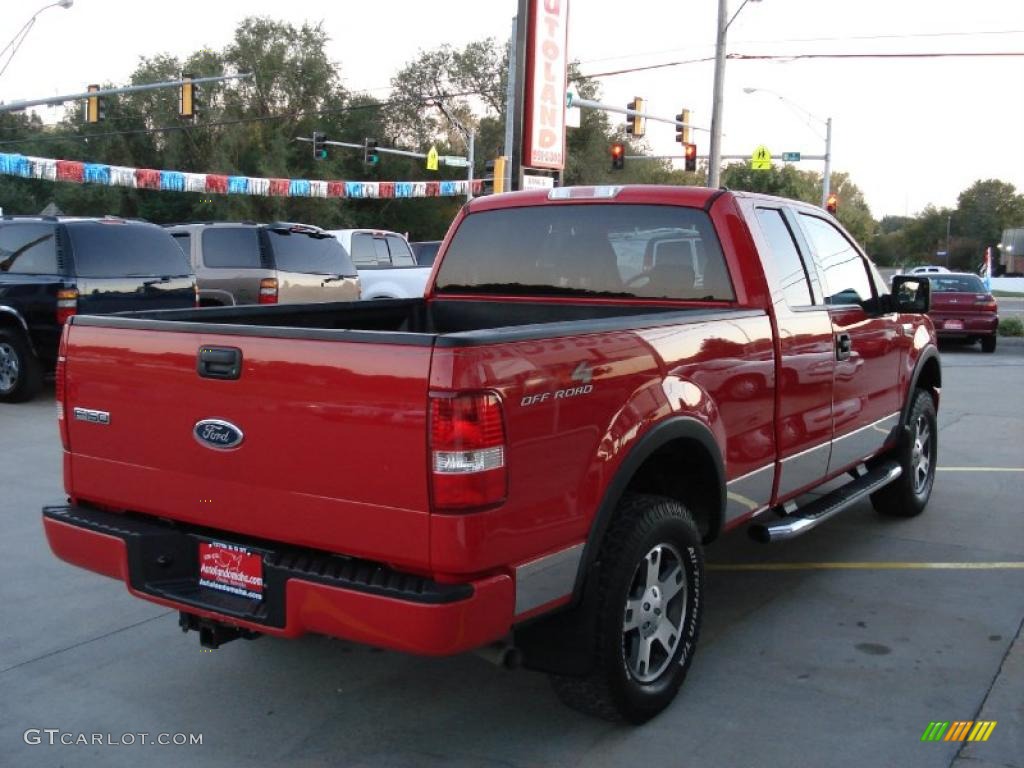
[426,146,439,171]
[751,145,772,170]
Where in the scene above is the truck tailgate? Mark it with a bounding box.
[62,323,433,568]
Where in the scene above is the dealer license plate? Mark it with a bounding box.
[198,541,264,600]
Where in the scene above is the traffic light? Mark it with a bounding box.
[363,138,379,165]
[625,97,645,138]
[312,132,328,160]
[179,73,197,119]
[675,108,691,144]
[684,143,697,172]
[610,142,625,171]
[84,84,104,124]
[826,193,838,215]
[483,157,507,194]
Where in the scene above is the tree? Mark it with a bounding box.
[956,179,1024,250]
[720,164,875,243]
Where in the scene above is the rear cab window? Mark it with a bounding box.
[435,203,734,301]
[67,222,190,277]
[351,232,416,268]
[265,228,356,276]
[931,274,985,293]
[0,223,59,275]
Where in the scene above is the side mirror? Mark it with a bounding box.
[890,275,930,313]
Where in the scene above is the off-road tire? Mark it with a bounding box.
[870,389,937,517]
[0,328,42,403]
[549,494,704,723]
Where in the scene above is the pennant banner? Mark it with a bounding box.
[0,153,483,199]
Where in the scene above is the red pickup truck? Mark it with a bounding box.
[43,186,940,723]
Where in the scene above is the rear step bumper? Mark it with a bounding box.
[749,461,902,543]
[42,504,513,655]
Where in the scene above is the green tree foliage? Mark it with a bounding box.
[720,163,874,243]
[0,20,880,245]
[956,179,1024,249]
[866,181,1024,271]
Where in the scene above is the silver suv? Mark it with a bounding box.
[166,221,360,306]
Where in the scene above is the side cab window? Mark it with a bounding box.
[0,223,59,275]
[350,233,378,267]
[797,214,875,307]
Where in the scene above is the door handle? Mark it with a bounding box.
[197,346,242,380]
[835,333,852,361]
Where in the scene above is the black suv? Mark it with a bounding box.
[0,216,196,402]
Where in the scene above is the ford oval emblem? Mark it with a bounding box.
[193,419,244,451]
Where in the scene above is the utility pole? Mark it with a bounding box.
[708,0,728,189]
[503,14,518,194]
[821,116,833,208]
[708,0,760,189]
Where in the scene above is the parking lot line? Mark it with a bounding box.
[936,467,1024,472]
[707,562,1024,571]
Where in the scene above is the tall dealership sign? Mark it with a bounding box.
[510,0,569,188]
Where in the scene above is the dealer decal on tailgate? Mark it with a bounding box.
[198,541,264,599]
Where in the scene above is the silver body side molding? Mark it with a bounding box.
[514,543,584,616]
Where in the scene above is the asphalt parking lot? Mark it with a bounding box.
[1,341,1022,768]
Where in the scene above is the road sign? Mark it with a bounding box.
[522,171,555,190]
[426,146,439,171]
[782,151,801,162]
[751,145,772,170]
[441,156,469,168]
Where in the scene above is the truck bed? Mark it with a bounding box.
[75,298,748,346]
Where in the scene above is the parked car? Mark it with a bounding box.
[924,271,999,352]
[906,265,950,275]
[0,215,196,402]
[411,240,442,267]
[165,222,359,306]
[44,185,939,723]
[327,229,431,299]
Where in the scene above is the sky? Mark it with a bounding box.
[2,0,1023,220]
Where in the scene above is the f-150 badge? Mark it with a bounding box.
[193,419,244,450]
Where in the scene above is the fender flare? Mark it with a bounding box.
[572,416,726,598]
[516,416,725,676]
[901,344,941,425]
[0,305,37,355]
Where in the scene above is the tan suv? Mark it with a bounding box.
[166,222,360,306]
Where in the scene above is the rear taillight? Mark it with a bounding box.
[975,295,998,311]
[430,392,507,511]
[56,288,78,325]
[56,331,69,450]
[258,278,278,304]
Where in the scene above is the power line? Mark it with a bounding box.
[584,50,1024,77]
[577,28,1024,67]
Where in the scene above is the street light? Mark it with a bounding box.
[707,0,762,189]
[0,0,74,80]
[743,86,833,208]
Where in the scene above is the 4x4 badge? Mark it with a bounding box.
[193,419,244,451]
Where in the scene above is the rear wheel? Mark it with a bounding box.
[0,328,42,403]
[549,494,703,723]
[871,389,937,517]
[980,334,997,353]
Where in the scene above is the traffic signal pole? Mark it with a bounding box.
[569,96,708,134]
[0,73,252,113]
